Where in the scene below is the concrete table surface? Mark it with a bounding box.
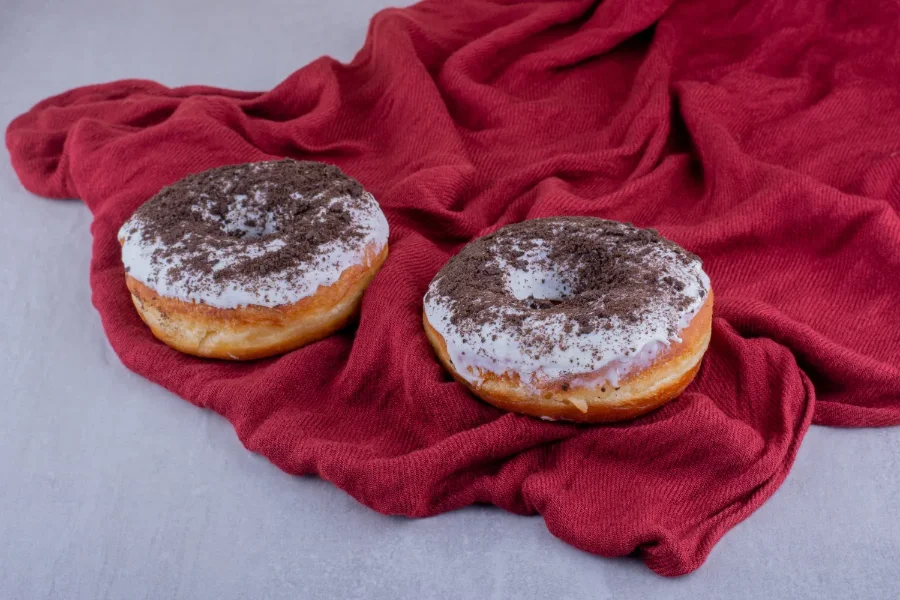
[2,1,899,598]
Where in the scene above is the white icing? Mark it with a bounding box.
[119,190,389,309]
[424,225,710,392]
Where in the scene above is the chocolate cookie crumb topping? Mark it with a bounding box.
[424,217,708,377]
[119,159,389,308]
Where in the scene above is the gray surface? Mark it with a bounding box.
[2,1,899,598]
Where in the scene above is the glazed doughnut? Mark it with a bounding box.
[118,159,389,360]
[423,217,712,423]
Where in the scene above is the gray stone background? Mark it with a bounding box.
[2,1,898,598]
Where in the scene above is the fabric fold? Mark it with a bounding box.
[6,0,899,575]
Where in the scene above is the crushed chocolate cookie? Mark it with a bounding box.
[122,159,368,299]
[425,217,708,367]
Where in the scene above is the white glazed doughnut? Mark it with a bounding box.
[118,159,389,360]
[423,217,712,422]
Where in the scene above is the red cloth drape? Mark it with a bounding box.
[7,0,900,575]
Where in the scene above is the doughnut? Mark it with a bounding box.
[118,159,389,360]
[423,217,712,422]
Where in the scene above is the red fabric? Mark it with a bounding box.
[6,0,900,576]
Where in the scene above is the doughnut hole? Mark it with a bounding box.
[193,191,280,240]
[505,265,575,309]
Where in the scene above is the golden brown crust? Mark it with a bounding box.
[125,244,388,360]
[424,291,713,423]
